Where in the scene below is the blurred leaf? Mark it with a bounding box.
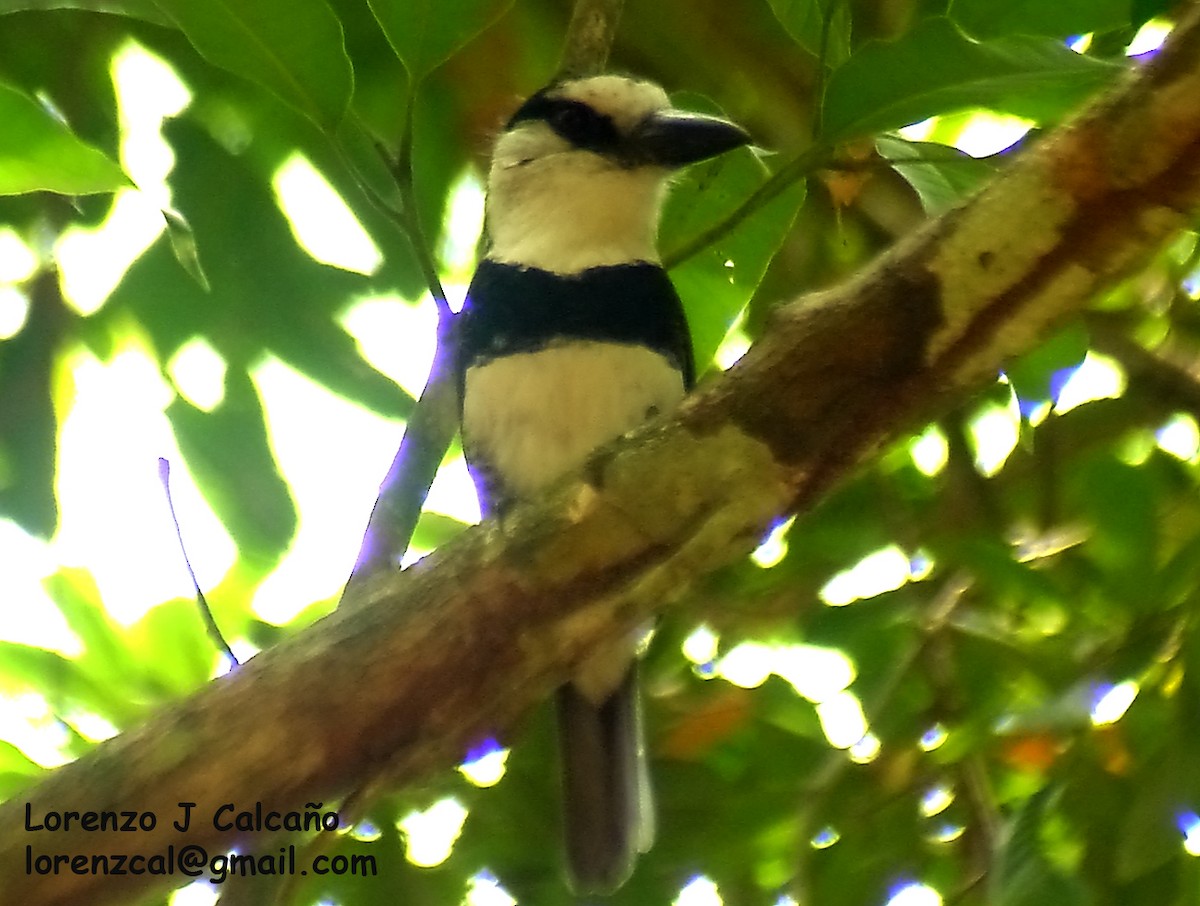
[411,510,469,551]
[1132,0,1175,29]
[366,0,512,83]
[168,371,296,564]
[1007,325,1089,411]
[152,0,353,129]
[993,788,1092,906]
[822,17,1122,143]
[875,135,997,214]
[1116,748,1193,882]
[0,739,42,777]
[0,640,144,727]
[161,207,210,291]
[0,81,127,195]
[1069,455,1157,610]
[126,600,221,695]
[767,0,851,68]
[950,0,1132,40]
[45,570,134,679]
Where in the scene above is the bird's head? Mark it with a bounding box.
[484,75,750,274]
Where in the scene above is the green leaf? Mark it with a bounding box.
[126,599,220,694]
[662,97,805,371]
[767,0,852,68]
[0,292,57,537]
[0,739,41,777]
[1007,324,1089,410]
[822,17,1123,143]
[411,510,469,551]
[0,81,127,195]
[993,788,1091,906]
[152,0,353,130]
[168,371,296,564]
[1132,0,1174,29]
[0,643,118,720]
[875,135,998,214]
[1069,454,1158,610]
[0,0,169,21]
[950,0,1132,40]
[1116,747,1195,881]
[367,0,512,83]
[162,207,210,291]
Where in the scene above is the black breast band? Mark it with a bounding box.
[458,260,695,390]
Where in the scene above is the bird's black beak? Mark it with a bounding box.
[629,110,751,168]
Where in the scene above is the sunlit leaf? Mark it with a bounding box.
[411,510,469,552]
[0,640,145,727]
[367,0,513,83]
[151,0,353,129]
[0,81,127,196]
[126,599,222,694]
[822,17,1122,142]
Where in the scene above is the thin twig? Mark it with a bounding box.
[664,142,831,270]
[158,457,238,667]
[810,0,847,140]
[330,96,461,592]
[391,90,451,320]
[344,335,460,588]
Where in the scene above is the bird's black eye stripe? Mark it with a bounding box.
[506,94,621,153]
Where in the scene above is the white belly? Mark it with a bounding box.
[462,341,685,502]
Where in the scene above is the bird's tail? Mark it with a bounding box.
[556,664,654,895]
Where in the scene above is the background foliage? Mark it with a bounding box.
[2,0,1199,904]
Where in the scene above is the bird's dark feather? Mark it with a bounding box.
[457,260,695,403]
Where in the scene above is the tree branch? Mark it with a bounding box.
[557,0,625,78]
[8,9,1200,905]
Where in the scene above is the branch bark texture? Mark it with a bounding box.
[7,10,1200,905]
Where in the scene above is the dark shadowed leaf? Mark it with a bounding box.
[152,0,353,129]
[822,18,1122,143]
[0,269,60,537]
[950,0,1132,40]
[767,0,851,68]
[168,371,296,564]
[161,207,209,291]
[367,0,512,83]
[0,0,169,20]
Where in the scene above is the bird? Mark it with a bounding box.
[456,73,749,894]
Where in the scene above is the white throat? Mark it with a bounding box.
[485,149,669,274]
